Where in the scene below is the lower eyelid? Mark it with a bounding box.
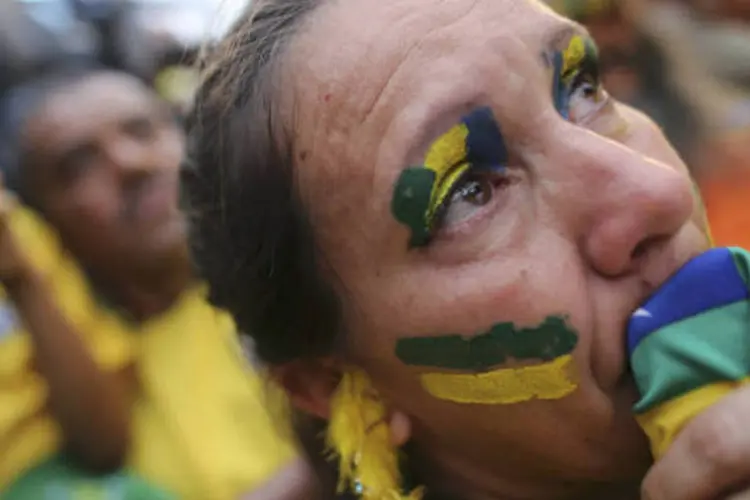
[433,170,518,243]
[577,93,617,129]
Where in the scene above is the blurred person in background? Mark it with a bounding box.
[0,0,90,92]
[0,64,313,500]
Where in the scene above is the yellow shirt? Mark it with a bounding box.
[0,205,133,487]
[0,204,296,498]
[128,286,296,500]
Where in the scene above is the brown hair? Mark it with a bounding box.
[184,0,342,365]
[184,3,357,495]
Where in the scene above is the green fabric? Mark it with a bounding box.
[730,246,750,288]
[1,456,175,500]
[632,300,750,413]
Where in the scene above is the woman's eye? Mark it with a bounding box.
[438,173,497,228]
[569,77,609,123]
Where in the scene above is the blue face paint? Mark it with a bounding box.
[463,107,508,168]
[552,51,570,120]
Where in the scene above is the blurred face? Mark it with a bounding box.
[286,0,709,493]
[23,72,186,274]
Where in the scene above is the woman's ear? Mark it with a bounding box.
[270,358,342,419]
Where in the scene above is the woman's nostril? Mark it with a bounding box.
[631,235,667,261]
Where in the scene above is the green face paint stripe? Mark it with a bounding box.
[390,123,471,248]
[391,167,435,247]
[395,315,578,371]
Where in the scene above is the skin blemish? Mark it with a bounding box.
[390,106,508,247]
[324,93,332,102]
[395,315,580,405]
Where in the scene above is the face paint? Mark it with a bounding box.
[552,35,600,119]
[420,354,577,405]
[395,315,579,404]
[391,107,508,247]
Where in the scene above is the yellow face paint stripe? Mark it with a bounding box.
[561,36,587,82]
[423,123,470,222]
[418,354,578,405]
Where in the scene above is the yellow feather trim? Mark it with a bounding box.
[326,371,423,500]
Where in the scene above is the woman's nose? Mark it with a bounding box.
[570,137,694,278]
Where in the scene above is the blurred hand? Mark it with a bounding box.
[642,384,750,499]
[0,185,33,289]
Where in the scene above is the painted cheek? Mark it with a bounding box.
[395,315,580,405]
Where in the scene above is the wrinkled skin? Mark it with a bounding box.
[271,0,750,498]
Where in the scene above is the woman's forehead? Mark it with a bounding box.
[290,0,566,121]
[286,0,579,249]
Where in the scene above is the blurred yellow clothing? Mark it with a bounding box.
[129,286,296,500]
[0,204,296,498]
[0,204,134,488]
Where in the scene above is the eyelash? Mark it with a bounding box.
[424,54,607,244]
[431,160,504,235]
[567,59,609,121]
[432,160,471,229]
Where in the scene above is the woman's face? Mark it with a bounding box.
[286,0,708,489]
